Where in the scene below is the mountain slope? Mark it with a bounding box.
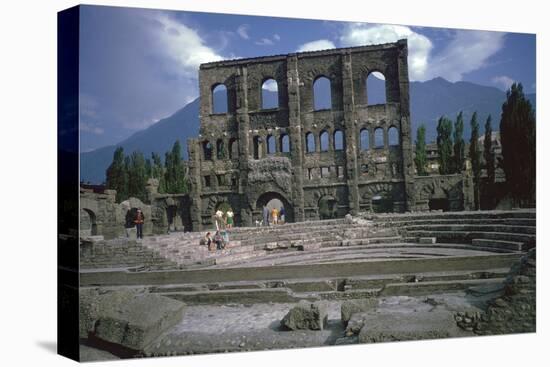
[81,79,536,183]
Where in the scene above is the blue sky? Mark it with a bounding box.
[79,5,536,152]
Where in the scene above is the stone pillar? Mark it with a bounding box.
[287,55,305,222]
[396,39,416,211]
[341,52,360,215]
[235,65,252,226]
[187,138,203,231]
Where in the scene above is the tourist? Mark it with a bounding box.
[226,209,234,229]
[280,206,285,224]
[214,231,224,250]
[134,208,145,239]
[214,209,224,230]
[201,232,212,247]
[271,207,279,225]
[263,205,270,226]
[221,230,230,246]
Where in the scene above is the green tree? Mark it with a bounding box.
[469,112,482,209]
[453,111,465,173]
[151,152,166,193]
[106,147,128,202]
[127,151,147,202]
[500,83,536,206]
[436,116,453,175]
[483,115,495,188]
[414,124,428,176]
[164,140,188,194]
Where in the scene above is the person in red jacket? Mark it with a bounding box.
[134,208,145,239]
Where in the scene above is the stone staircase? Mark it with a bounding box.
[371,210,536,253]
[79,237,178,270]
[138,219,403,269]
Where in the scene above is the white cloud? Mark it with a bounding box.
[255,38,274,46]
[261,79,279,92]
[492,75,515,91]
[296,39,336,52]
[338,24,505,82]
[80,122,104,135]
[425,30,506,82]
[339,23,432,81]
[273,34,281,41]
[151,14,223,77]
[237,24,250,40]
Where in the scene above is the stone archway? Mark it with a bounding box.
[80,208,98,236]
[318,195,337,219]
[256,191,294,223]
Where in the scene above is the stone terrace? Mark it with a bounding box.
[80,210,534,304]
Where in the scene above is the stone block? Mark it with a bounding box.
[280,300,328,330]
[126,227,137,240]
[80,289,185,350]
[419,237,436,244]
[358,310,460,343]
[341,298,378,325]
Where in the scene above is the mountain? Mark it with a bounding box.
[80,79,536,184]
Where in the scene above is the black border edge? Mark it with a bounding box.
[57,4,80,362]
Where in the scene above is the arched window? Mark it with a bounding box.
[261,78,279,109]
[203,140,213,160]
[267,135,276,154]
[320,130,329,151]
[280,134,290,153]
[313,76,331,110]
[229,138,238,159]
[366,72,386,105]
[216,139,225,159]
[212,84,228,113]
[360,129,369,151]
[374,128,384,148]
[253,136,262,159]
[306,132,315,153]
[333,130,344,151]
[388,126,399,146]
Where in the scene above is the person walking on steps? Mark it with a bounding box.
[134,208,145,239]
[263,205,270,227]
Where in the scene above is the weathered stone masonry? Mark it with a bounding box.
[187,40,472,230]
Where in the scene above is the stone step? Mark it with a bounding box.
[379,277,505,296]
[370,210,535,222]
[343,268,509,291]
[404,224,536,235]
[213,250,268,265]
[471,238,528,251]
[406,230,535,246]
[374,218,535,228]
[159,287,317,305]
[81,252,522,286]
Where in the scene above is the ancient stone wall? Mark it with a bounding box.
[188,40,425,230]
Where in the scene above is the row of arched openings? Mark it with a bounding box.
[211,72,387,114]
[305,130,344,153]
[202,138,239,161]
[359,126,399,150]
[253,134,290,159]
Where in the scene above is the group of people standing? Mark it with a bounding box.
[201,208,234,252]
[262,205,285,226]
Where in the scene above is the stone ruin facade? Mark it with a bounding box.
[187,40,474,230]
[80,180,192,239]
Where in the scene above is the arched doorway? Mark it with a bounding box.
[318,195,337,219]
[256,192,294,224]
[80,208,97,236]
[371,193,394,213]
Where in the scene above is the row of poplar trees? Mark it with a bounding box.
[414,82,535,209]
[106,140,189,203]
